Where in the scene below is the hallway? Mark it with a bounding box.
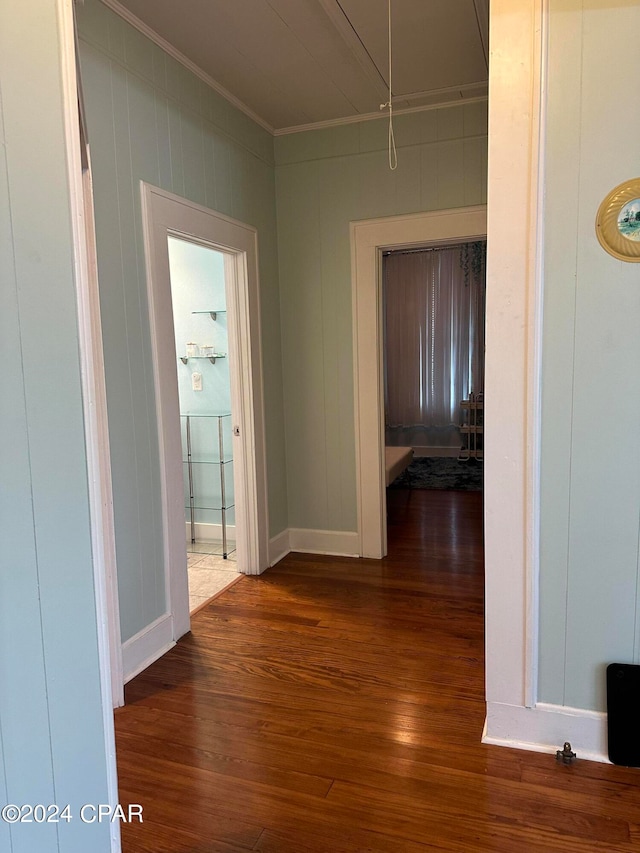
[114,490,639,852]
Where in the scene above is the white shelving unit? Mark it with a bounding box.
[181,413,234,558]
[178,307,234,556]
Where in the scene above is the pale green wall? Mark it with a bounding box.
[77,0,288,642]
[539,0,640,711]
[0,2,112,850]
[275,105,488,530]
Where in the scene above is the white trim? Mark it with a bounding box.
[269,530,291,567]
[140,186,190,641]
[140,183,270,643]
[351,207,487,559]
[483,702,609,764]
[122,614,175,683]
[221,242,270,577]
[289,529,359,558]
[99,0,274,134]
[524,0,549,710]
[80,165,123,709]
[274,95,488,137]
[483,0,545,724]
[268,528,360,563]
[57,0,121,849]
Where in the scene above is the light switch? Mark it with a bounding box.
[191,372,202,391]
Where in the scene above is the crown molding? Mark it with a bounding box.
[99,0,274,134]
[274,92,488,137]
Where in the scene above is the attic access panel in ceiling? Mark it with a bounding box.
[337,0,488,108]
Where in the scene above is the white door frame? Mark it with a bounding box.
[141,184,270,638]
[351,206,488,559]
[59,0,121,848]
[482,0,547,747]
[79,161,123,708]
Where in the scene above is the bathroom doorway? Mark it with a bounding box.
[141,183,270,646]
[166,237,242,611]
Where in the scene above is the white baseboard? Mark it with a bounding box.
[185,521,236,542]
[289,528,359,557]
[269,529,291,566]
[268,528,360,564]
[122,613,175,684]
[483,701,609,764]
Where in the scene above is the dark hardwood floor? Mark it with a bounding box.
[115,489,640,852]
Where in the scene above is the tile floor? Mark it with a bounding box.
[187,549,240,613]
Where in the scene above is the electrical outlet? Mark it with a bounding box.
[191,372,202,391]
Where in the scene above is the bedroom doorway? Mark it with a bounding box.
[351,206,487,559]
[382,240,486,496]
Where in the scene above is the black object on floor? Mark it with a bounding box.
[607,662,640,766]
[389,456,483,491]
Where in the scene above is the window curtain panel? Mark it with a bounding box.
[384,243,485,449]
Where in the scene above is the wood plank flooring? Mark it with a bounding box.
[115,489,640,852]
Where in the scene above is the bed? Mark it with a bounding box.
[385,446,414,487]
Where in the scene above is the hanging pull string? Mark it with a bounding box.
[379,0,398,170]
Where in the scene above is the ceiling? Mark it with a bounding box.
[108,0,489,133]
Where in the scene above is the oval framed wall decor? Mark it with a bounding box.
[596,178,640,262]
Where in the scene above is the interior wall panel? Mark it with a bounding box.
[539,0,640,711]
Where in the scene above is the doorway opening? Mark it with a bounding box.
[380,239,486,632]
[351,206,487,559]
[166,237,242,612]
[140,183,270,655]
[382,240,486,499]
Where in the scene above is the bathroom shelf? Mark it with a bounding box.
[179,354,226,364]
[187,503,235,512]
[183,459,233,468]
[192,310,226,321]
